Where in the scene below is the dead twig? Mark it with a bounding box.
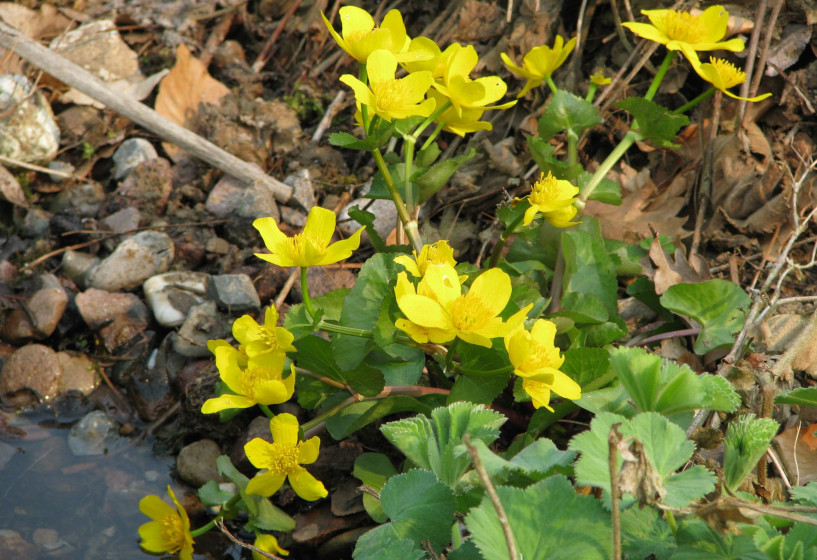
[609,425,623,560]
[0,21,292,202]
[740,0,785,129]
[736,0,767,127]
[214,519,286,560]
[252,0,302,73]
[311,90,347,143]
[464,434,519,560]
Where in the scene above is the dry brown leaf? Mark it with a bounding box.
[0,163,27,207]
[583,164,691,243]
[647,237,710,294]
[155,43,230,160]
[775,422,817,485]
[0,3,71,74]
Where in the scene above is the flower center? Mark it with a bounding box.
[373,79,407,112]
[268,443,301,474]
[286,231,326,258]
[530,172,560,205]
[710,58,745,88]
[161,514,184,552]
[451,294,490,331]
[658,11,706,43]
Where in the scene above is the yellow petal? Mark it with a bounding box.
[244,438,274,469]
[419,263,461,308]
[394,254,422,277]
[621,21,670,45]
[201,394,255,413]
[270,413,300,446]
[253,217,294,266]
[339,5,374,40]
[468,268,511,316]
[139,495,175,521]
[698,5,729,44]
[367,49,398,84]
[302,206,336,247]
[317,225,363,265]
[398,294,451,329]
[288,468,329,501]
[340,74,377,109]
[246,471,287,497]
[138,521,169,553]
[298,436,321,465]
[522,378,554,410]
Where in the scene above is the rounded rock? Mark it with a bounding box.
[86,231,174,292]
[176,439,222,487]
[0,344,62,406]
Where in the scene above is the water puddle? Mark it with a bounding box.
[1,405,175,559]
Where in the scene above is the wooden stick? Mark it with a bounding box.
[0,21,292,203]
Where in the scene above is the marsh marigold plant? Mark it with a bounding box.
[138,486,195,560]
[501,35,577,97]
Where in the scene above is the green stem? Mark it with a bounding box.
[644,50,675,102]
[259,404,275,419]
[420,124,443,151]
[444,338,459,375]
[666,510,678,537]
[370,148,423,253]
[359,63,371,133]
[586,83,599,103]
[546,76,559,95]
[190,493,242,538]
[295,367,347,390]
[674,88,715,115]
[489,211,526,268]
[300,267,316,319]
[579,129,642,203]
[315,320,419,349]
[404,131,416,212]
[567,129,578,170]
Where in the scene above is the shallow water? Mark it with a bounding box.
[0,407,175,560]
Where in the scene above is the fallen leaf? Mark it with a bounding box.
[584,163,691,243]
[0,3,71,74]
[775,422,817,485]
[154,43,230,160]
[0,163,27,207]
[647,237,710,294]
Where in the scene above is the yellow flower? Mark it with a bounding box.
[501,35,577,97]
[691,57,772,102]
[590,71,611,86]
[428,89,492,136]
[504,319,581,411]
[253,533,289,559]
[433,43,516,115]
[138,486,195,560]
[340,49,435,122]
[233,306,296,359]
[245,413,328,501]
[520,171,580,227]
[622,6,745,66]
[395,264,513,348]
[254,206,363,268]
[394,240,458,277]
[403,36,443,75]
[321,6,409,63]
[201,345,295,414]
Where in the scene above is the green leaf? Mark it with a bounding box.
[467,438,575,488]
[574,384,637,418]
[380,469,457,550]
[610,347,739,418]
[660,279,750,355]
[621,506,676,560]
[570,412,715,508]
[380,402,506,487]
[578,171,622,205]
[198,480,232,506]
[284,289,346,339]
[538,90,601,141]
[414,148,476,204]
[776,387,817,406]
[348,205,387,252]
[367,345,424,386]
[353,526,426,560]
[332,253,399,371]
[527,136,583,181]
[353,453,398,523]
[562,347,610,387]
[295,335,346,384]
[416,141,440,168]
[216,455,295,532]
[723,414,780,493]
[448,371,510,405]
[325,395,436,440]
[615,97,690,148]
[329,120,395,151]
[561,224,620,321]
[466,475,612,560]
[672,518,768,560]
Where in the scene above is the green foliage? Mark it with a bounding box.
[538,90,601,141]
[353,453,398,523]
[353,469,457,558]
[775,387,817,406]
[347,205,387,252]
[671,518,769,559]
[621,506,676,560]
[723,414,780,493]
[325,395,440,440]
[381,402,505,487]
[660,279,751,355]
[610,347,739,420]
[466,475,613,560]
[570,412,715,508]
[615,97,690,147]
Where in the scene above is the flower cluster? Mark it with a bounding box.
[138,486,195,560]
[622,5,771,102]
[324,6,516,136]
